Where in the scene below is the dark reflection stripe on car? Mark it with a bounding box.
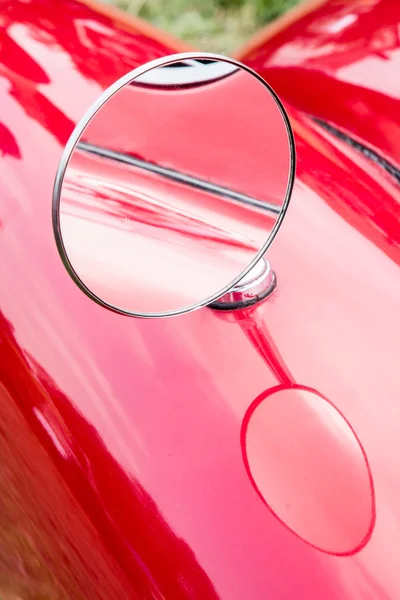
[76,141,281,214]
[313,118,400,185]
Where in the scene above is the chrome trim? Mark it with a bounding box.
[209,259,276,310]
[52,52,296,319]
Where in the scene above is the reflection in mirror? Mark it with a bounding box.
[54,54,294,317]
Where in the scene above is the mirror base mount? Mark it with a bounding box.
[208,259,276,311]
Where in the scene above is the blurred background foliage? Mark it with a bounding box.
[108,0,301,54]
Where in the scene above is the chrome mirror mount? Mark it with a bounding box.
[209,258,276,311]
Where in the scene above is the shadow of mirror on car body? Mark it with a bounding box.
[53,53,295,318]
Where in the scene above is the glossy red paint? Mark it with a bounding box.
[1,1,400,600]
[237,0,400,168]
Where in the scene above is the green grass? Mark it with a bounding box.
[106,0,300,54]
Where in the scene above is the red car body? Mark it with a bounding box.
[1,0,400,598]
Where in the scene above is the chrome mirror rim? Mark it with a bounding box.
[52,52,296,319]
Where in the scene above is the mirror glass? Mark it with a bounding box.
[53,55,294,317]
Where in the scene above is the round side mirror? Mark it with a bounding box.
[53,53,295,318]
